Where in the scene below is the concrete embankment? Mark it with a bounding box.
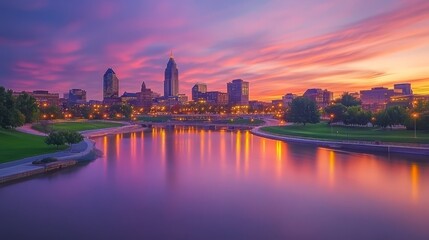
[251,127,429,156]
[0,160,77,184]
[0,138,96,184]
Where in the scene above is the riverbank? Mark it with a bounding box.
[0,127,66,163]
[0,123,142,184]
[251,126,429,156]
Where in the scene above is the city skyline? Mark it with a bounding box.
[1,0,429,101]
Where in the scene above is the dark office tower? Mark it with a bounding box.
[192,83,207,101]
[103,68,119,100]
[164,52,179,97]
[227,79,249,105]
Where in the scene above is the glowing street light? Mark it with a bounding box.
[330,114,335,135]
[412,113,418,138]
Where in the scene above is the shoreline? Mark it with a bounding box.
[4,122,428,184]
[251,126,429,156]
[0,123,141,184]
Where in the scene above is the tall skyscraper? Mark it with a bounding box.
[103,68,119,100]
[164,52,179,97]
[227,79,249,105]
[192,83,207,101]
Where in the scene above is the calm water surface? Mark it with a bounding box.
[1,128,429,239]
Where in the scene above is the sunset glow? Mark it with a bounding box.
[1,0,429,100]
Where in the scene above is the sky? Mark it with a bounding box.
[1,0,429,101]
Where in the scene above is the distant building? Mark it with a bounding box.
[227,79,249,106]
[303,88,333,108]
[249,101,271,113]
[192,83,207,101]
[177,94,188,103]
[154,96,182,107]
[88,100,102,105]
[103,68,119,102]
[152,92,161,99]
[360,87,396,112]
[206,91,228,105]
[121,92,138,104]
[394,83,413,95]
[388,94,429,109]
[282,93,297,106]
[137,81,153,108]
[13,90,60,107]
[164,52,179,97]
[272,99,283,107]
[68,89,86,104]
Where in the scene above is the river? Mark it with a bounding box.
[1,128,429,239]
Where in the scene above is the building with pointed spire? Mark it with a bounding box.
[137,81,153,109]
[164,52,179,97]
[103,68,119,101]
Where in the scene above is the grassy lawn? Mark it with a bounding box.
[32,121,124,133]
[0,129,66,163]
[262,123,429,144]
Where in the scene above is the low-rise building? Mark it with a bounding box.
[303,88,333,108]
[13,90,60,107]
[282,93,297,107]
[206,91,228,105]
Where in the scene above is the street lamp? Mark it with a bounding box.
[412,113,418,138]
[330,114,335,135]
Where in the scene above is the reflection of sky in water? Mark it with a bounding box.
[1,127,429,239]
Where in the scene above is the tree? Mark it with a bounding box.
[374,106,406,128]
[0,86,25,129]
[110,104,132,119]
[335,93,361,107]
[324,103,347,123]
[374,110,390,128]
[69,105,92,119]
[62,131,84,144]
[285,97,320,125]
[386,106,407,126]
[40,105,62,119]
[61,131,84,151]
[404,100,429,130]
[344,106,371,125]
[45,132,66,149]
[15,93,39,123]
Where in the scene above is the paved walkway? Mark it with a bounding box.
[16,124,47,136]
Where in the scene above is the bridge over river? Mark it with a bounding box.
[139,121,256,130]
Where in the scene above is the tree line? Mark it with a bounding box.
[285,93,429,130]
[0,86,38,129]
